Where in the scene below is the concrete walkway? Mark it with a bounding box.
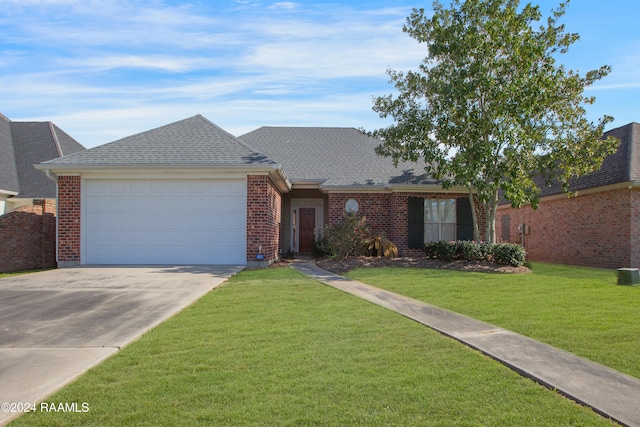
[292,262,640,427]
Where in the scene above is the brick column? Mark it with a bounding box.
[247,175,282,267]
[57,176,81,266]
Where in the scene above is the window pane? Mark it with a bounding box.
[424,199,438,223]
[425,224,440,242]
[441,223,456,241]
[440,199,456,224]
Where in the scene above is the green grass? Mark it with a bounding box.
[0,269,50,278]
[12,268,613,426]
[346,263,640,379]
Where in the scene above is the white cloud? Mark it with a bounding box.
[269,2,298,10]
[61,55,214,73]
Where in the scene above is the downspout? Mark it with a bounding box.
[43,169,59,265]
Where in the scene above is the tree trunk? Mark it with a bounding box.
[468,189,480,242]
[484,189,499,243]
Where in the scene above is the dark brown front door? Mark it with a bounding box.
[299,208,316,253]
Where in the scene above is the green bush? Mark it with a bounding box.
[490,243,527,266]
[424,241,458,261]
[459,240,492,261]
[319,212,370,259]
[424,241,526,266]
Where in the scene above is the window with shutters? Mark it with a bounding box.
[424,199,456,242]
[407,196,473,249]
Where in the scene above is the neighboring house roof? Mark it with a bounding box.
[537,122,640,198]
[238,127,438,189]
[0,113,85,198]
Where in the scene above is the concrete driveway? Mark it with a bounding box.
[0,265,242,425]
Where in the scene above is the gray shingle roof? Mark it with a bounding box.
[538,122,640,198]
[42,115,277,167]
[0,114,85,198]
[238,127,437,187]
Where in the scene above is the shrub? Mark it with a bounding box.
[320,212,370,259]
[459,240,491,261]
[490,243,526,266]
[423,240,526,266]
[424,241,459,261]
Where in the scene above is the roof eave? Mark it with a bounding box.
[385,183,470,193]
[290,179,326,190]
[319,183,470,193]
[0,188,19,197]
[34,163,282,173]
[34,162,293,193]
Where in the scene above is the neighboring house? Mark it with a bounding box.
[0,112,85,272]
[496,122,640,269]
[36,114,480,267]
[0,112,85,213]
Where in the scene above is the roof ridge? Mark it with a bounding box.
[194,114,263,154]
[628,123,640,182]
[48,122,63,157]
[2,119,20,193]
[194,116,280,164]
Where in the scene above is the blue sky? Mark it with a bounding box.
[1,0,638,148]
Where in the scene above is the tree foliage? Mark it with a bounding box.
[371,0,620,242]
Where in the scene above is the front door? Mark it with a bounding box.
[299,207,316,253]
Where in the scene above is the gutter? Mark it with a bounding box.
[44,169,58,183]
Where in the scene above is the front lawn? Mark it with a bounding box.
[12,268,612,426]
[346,263,640,379]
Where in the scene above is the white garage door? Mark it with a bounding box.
[84,179,246,265]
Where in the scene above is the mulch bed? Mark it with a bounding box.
[313,256,531,275]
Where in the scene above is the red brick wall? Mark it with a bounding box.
[326,192,481,256]
[496,188,636,268]
[247,175,282,265]
[0,199,56,272]
[57,176,81,265]
[328,193,392,237]
[390,192,484,255]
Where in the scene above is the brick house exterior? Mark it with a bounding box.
[38,116,489,267]
[56,176,81,266]
[327,192,486,256]
[495,122,640,269]
[246,175,282,266]
[240,127,484,259]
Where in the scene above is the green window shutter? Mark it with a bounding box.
[456,197,474,241]
[408,197,425,249]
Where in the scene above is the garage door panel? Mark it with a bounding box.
[86,212,246,231]
[84,179,247,265]
[87,228,243,246]
[86,245,245,265]
[86,196,245,214]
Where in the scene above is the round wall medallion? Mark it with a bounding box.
[345,198,359,213]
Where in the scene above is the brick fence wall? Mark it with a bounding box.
[496,188,637,268]
[247,175,282,266]
[0,199,56,273]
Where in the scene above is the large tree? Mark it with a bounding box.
[371,0,619,242]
